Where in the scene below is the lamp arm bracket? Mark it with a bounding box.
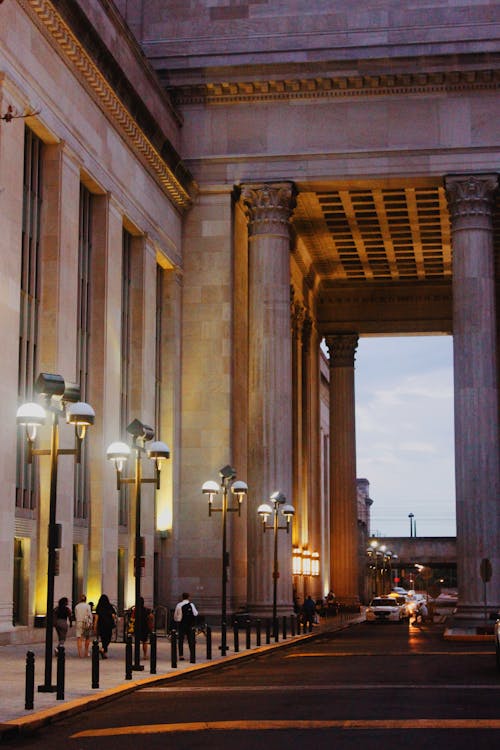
[31,448,51,457]
[57,448,77,456]
[140,478,157,485]
[118,477,135,485]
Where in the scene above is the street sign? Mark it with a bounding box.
[480,558,492,583]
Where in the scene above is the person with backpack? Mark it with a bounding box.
[173,593,198,660]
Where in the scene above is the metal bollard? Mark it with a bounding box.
[25,651,35,710]
[189,628,196,664]
[233,623,239,653]
[206,625,212,660]
[265,618,271,644]
[282,616,287,640]
[256,619,261,647]
[91,640,100,689]
[273,617,279,642]
[221,624,227,657]
[291,615,296,636]
[150,631,157,674]
[125,636,133,680]
[171,630,178,668]
[56,646,65,700]
[245,623,251,650]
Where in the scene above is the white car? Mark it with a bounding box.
[387,592,413,618]
[366,597,405,623]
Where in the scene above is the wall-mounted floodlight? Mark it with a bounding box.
[34,372,65,400]
[127,418,154,442]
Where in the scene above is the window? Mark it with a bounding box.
[74,185,93,520]
[16,127,42,512]
[119,229,132,526]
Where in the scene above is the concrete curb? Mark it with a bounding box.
[0,618,364,738]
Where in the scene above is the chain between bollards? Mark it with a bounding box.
[25,651,35,710]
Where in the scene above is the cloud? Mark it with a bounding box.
[354,336,456,537]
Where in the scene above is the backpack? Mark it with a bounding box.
[181,601,195,625]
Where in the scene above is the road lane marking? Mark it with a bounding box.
[71,718,500,738]
[285,651,495,657]
[141,684,500,692]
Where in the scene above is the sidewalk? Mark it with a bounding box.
[0,613,364,738]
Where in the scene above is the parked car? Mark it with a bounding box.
[391,587,408,595]
[387,592,413,618]
[495,617,500,671]
[366,597,405,623]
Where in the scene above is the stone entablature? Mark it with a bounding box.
[171,68,500,106]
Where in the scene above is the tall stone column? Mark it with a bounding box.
[241,182,296,613]
[325,333,359,606]
[445,174,500,616]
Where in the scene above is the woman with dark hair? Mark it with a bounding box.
[95,594,116,658]
[53,597,72,653]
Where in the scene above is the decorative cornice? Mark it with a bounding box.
[19,0,193,210]
[240,182,297,239]
[170,69,499,106]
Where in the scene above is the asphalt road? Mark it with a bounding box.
[4,621,499,749]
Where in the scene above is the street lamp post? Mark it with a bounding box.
[202,466,247,657]
[17,373,95,692]
[107,419,170,671]
[409,513,415,537]
[257,491,295,630]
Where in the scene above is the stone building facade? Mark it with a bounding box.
[0,0,498,641]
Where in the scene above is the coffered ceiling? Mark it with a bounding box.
[294,185,452,286]
[293,184,499,336]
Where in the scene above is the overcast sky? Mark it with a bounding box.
[354,335,456,539]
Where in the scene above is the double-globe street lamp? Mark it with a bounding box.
[107,419,170,670]
[17,373,95,692]
[202,466,248,656]
[257,491,295,634]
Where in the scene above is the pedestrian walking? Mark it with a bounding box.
[173,593,198,660]
[302,595,316,630]
[95,594,117,658]
[53,597,72,653]
[128,597,154,658]
[74,594,93,657]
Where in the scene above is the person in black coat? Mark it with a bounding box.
[95,594,116,658]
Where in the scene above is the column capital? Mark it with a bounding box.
[445,174,498,231]
[325,333,359,367]
[240,182,297,239]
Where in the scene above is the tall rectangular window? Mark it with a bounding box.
[155,266,163,446]
[16,127,42,512]
[119,228,132,527]
[74,185,93,520]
